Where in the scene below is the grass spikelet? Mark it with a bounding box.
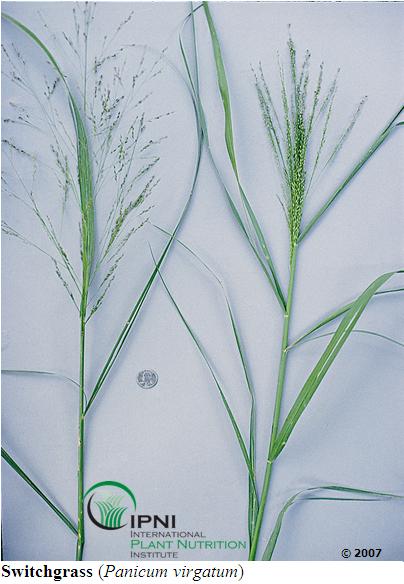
[255,31,367,253]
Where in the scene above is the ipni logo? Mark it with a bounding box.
[85,481,176,532]
[85,481,136,531]
[131,514,176,529]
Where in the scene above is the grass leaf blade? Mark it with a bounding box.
[291,328,404,351]
[262,484,403,560]
[271,270,403,459]
[152,251,255,483]
[288,287,404,350]
[84,48,204,415]
[202,2,286,310]
[153,224,259,541]
[2,13,95,288]
[299,105,403,241]
[1,447,78,536]
[2,369,79,387]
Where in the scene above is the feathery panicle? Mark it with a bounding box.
[2,5,169,316]
[255,30,366,256]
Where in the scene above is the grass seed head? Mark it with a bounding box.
[2,5,169,318]
[255,30,366,256]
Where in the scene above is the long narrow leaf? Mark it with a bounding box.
[2,13,65,80]
[299,105,403,241]
[290,328,404,351]
[3,15,193,419]
[2,369,79,387]
[154,223,259,538]
[152,251,255,483]
[201,3,286,310]
[288,287,404,350]
[210,156,286,306]
[202,3,238,176]
[2,13,95,289]
[271,270,403,459]
[2,368,88,407]
[1,447,77,536]
[180,8,286,310]
[262,484,403,560]
[153,227,256,405]
[84,48,204,415]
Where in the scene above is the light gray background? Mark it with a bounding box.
[2,1,404,561]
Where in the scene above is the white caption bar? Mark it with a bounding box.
[1,561,404,584]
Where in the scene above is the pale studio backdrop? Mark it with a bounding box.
[2,1,404,561]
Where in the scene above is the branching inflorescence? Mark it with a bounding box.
[2,4,170,321]
[1,4,178,561]
[254,30,366,255]
[2,2,402,563]
[173,2,404,561]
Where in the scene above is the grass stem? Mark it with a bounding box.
[249,245,298,559]
[76,314,86,561]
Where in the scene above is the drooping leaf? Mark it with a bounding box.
[2,13,95,304]
[153,223,259,540]
[151,248,256,484]
[271,270,403,460]
[201,3,286,310]
[84,45,204,415]
[288,287,404,350]
[290,328,404,351]
[262,484,403,560]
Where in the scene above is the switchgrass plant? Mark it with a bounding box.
[174,2,404,560]
[1,5,201,560]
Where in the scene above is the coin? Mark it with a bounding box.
[136,369,159,389]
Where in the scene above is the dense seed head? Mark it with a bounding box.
[255,30,366,256]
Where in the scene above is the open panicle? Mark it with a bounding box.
[2,6,202,561]
[2,8,168,315]
[2,2,402,563]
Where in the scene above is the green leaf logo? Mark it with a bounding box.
[85,481,136,531]
[95,495,127,529]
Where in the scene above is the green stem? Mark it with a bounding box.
[76,308,86,561]
[249,460,274,560]
[249,246,298,560]
[248,392,258,545]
